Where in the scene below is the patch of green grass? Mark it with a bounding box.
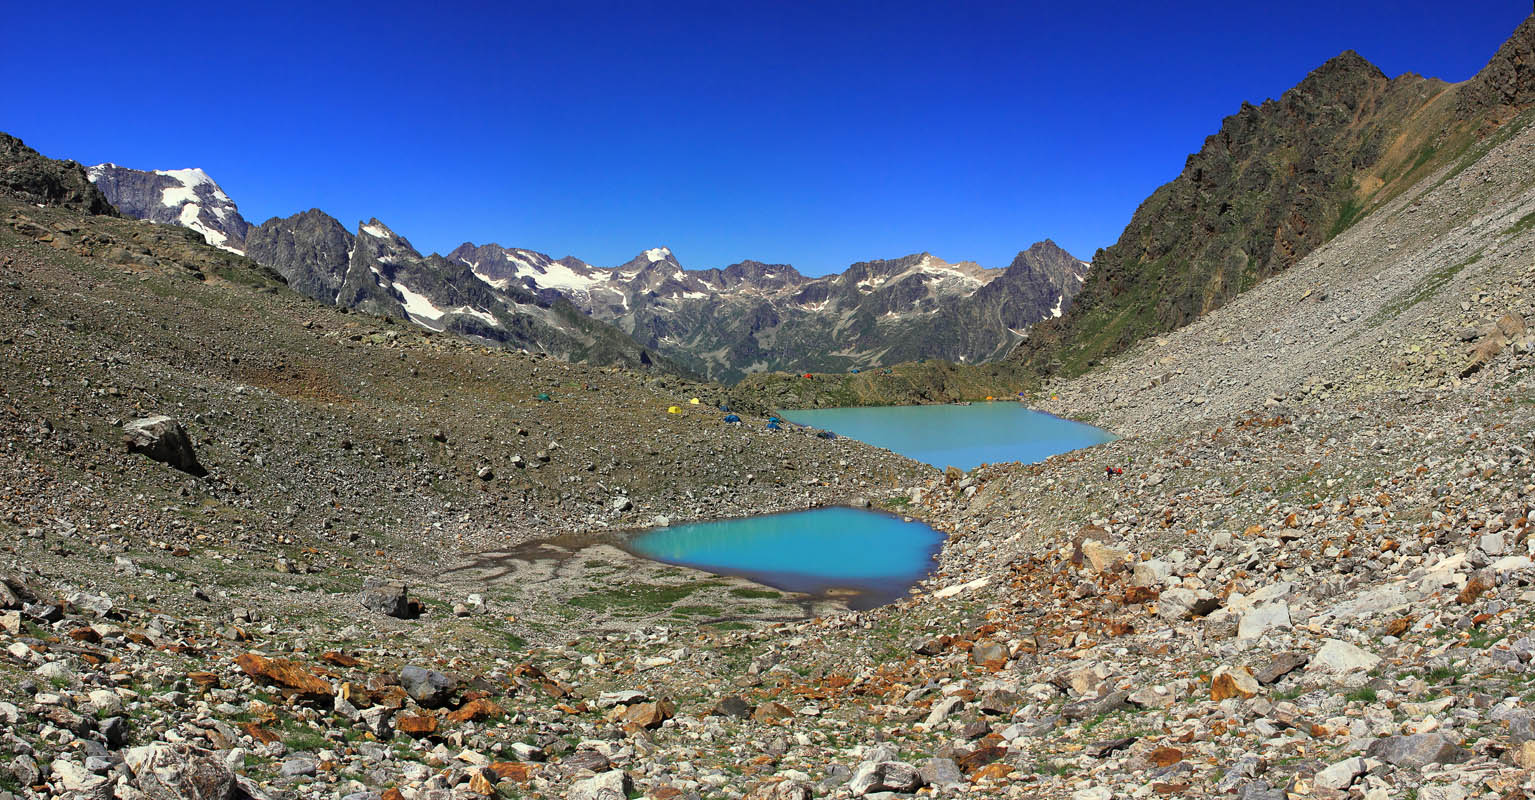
[707,621,751,631]
[1502,210,1535,238]
[1079,711,1112,734]
[566,580,722,615]
[670,605,721,617]
[1426,666,1463,684]
[1271,685,1306,701]
[1368,252,1483,326]
[282,728,328,753]
[727,588,780,600]
[1030,761,1073,777]
[1329,195,1367,239]
[1346,687,1378,703]
[1465,629,1505,649]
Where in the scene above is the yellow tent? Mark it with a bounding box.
[689,398,700,405]
[667,406,682,414]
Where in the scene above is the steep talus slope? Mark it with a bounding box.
[1039,110,1535,435]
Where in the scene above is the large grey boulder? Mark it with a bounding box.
[122,416,206,476]
[358,578,412,618]
[123,742,271,799]
[398,666,456,708]
[1365,733,1470,769]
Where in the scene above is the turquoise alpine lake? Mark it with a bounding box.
[627,507,945,609]
[781,402,1114,470]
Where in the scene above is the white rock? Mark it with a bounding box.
[569,770,632,800]
[88,689,122,715]
[923,696,962,727]
[1238,602,1292,639]
[1310,639,1380,675]
[933,578,989,598]
[1313,756,1367,790]
[1131,560,1171,587]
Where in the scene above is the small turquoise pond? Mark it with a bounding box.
[781,402,1114,470]
[628,507,944,609]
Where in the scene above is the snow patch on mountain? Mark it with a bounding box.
[393,282,443,322]
[361,222,393,239]
[644,247,671,262]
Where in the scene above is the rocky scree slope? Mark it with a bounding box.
[449,239,1087,382]
[83,163,678,374]
[1011,14,1535,380]
[1036,91,1535,438]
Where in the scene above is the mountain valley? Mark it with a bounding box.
[2,13,1535,800]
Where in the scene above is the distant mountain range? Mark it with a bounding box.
[85,163,1086,381]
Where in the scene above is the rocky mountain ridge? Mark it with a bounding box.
[1009,15,1535,379]
[85,162,1085,383]
[449,239,1087,381]
[77,160,677,372]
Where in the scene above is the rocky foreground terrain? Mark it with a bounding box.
[5,20,1535,800]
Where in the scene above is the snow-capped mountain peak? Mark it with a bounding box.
[86,163,249,255]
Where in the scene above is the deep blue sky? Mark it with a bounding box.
[4,2,1527,274]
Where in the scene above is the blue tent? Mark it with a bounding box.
[816,430,837,440]
[765,421,782,430]
[723,414,741,423]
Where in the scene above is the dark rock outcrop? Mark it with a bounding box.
[246,209,354,303]
[0,134,118,216]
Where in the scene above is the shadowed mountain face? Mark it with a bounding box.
[1012,16,1535,377]
[447,240,1088,382]
[86,157,1088,383]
